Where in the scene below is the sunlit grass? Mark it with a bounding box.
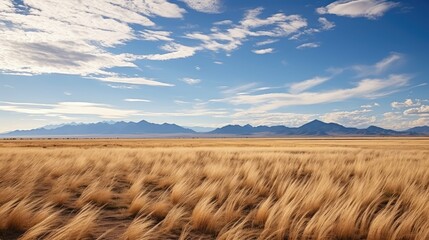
[0,138,428,239]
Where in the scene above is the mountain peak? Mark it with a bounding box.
[310,119,324,124]
[300,119,328,128]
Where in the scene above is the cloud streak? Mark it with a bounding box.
[124,99,151,103]
[297,43,320,49]
[252,48,274,54]
[317,0,399,19]
[91,76,174,87]
[138,43,200,60]
[0,101,139,119]
[0,101,230,121]
[289,77,330,93]
[219,74,410,112]
[353,52,403,77]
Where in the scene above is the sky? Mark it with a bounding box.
[0,0,428,132]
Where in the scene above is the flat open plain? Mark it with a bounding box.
[0,138,428,239]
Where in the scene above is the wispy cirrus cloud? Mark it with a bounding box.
[288,17,335,40]
[0,101,139,119]
[107,84,138,90]
[136,108,229,117]
[138,43,201,61]
[252,48,274,55]
[318,17,336,30]
[297,42,320,49]
[140,30,174,41]
[255,39,278,46]
[289,76,331,93]
[0,101,230,122]
[216,74,410,112]
[91,76,174,87]
[220,83,259,95]
[353,52,403,77]
[317,0,399,19]
[124,99,151,103]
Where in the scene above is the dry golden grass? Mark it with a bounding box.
[0,138,428,239]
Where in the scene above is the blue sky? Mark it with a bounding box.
[0,0,428,132]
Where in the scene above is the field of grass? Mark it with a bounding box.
[0,138,428,239]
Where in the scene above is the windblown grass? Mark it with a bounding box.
[0,138,428,239]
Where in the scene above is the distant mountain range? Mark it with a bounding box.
[210,120,422,136]
[2,119,429,137]
[3,120,195,136]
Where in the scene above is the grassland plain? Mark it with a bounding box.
[0,138,428,239]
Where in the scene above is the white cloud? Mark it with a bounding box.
[0,0,13,10]
[255,39,278,46]
[0,101,139,119]
[409,118,429,127]
[375,53,402,71]
[214,61,223,65]
[185,7,307,53]
[0,104,224,129]
[297,42,320,49]
[91,76,174,87]
[231,111,316,127]
[64,92,72,96]
[289,18,335,40]
[317,0,399,19]
[391,99,421,109]
[140,30,173,41]
[174,100,191,104]
[221,83,259,95]
[380,111,429,130]
[353,52,403,76]
[252,48,274,54]
[182,0,222,13]
[136,109,229,117]
[321,109,376,127]
[138,43,200,60]
[124,98,151,103]
[213,20,233,25]
[404,105,429,116]
[181,77,202,85]
[289,76,330,93]
[361,103,379,108]
[220,74,410,112]
[107,84,138,89]
[318,17,335,30]
[0,0,185,77]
